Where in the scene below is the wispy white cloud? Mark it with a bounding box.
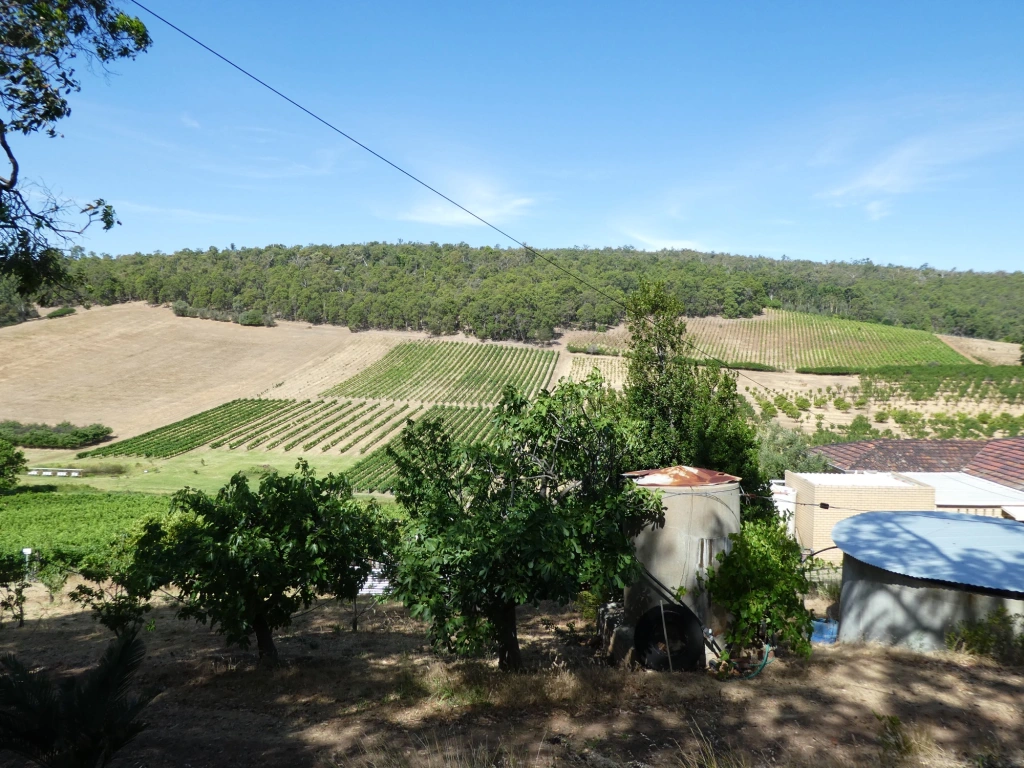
[864,200,891,221]
[625,231,702,251]
[397,177,534,226]
[825,116,1024,200]
[181,113,200,129]
[115,201,255,224]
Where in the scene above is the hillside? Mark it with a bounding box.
[14,243,1024,344]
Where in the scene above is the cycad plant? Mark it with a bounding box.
[0,630,152,767]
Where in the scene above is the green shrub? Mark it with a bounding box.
[46,306,76,319]
[813,396,828,408]
[946,608,1024,665]
[795,366,862,375]
[703,520,815,663]
[237,309,265,326]
[874,411,890,423]
[833,398,851,411]
[794,396,811,411]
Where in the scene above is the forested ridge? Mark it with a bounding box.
[9,243,1024,343]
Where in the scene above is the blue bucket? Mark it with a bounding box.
[810,618,838,645]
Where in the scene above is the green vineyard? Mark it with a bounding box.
[80,398,424,458]
[568,310,973,372]
[347,405,496,493]
[321,341,558,403]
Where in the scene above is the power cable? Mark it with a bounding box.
[128,1,850,433]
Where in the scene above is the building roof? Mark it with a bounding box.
[811,439,986,473]
[898,472,1024,508]
[966,439,1024,491]
[788,472,921,488]
[833,511,1024,595]
[625,466,741,487]
[811,437,1024,490]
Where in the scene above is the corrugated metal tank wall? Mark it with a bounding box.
[624,481,740,630]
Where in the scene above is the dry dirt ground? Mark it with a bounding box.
[1,583,1021,768]
[938,335,1022,367]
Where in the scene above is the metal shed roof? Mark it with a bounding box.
[898,472,1024,508]
[832,511,1024,595]
[625,466,741,487]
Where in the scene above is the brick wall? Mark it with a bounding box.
[784,472,936,563]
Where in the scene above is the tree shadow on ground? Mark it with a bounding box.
[2,591,1022,768]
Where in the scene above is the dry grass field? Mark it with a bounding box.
[1,583,1021,768]
[0,303,416,439]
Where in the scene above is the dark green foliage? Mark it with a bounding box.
[0,275,37,326]
[387,376,663,671]
[0,440,26,491]
[1,0,150,296]
[756,422,831,480]
[795,366,862,375]
[860,364,1024,404]
[0,421,111,449]
[704,520,816,662]
[237,309,264,326]
[0,629,152,767]
[623,281,772,522]
[127,460,389,659]
[17,243,1024,344]
[946,608,1024,666]
[0,555,28,627]
[45,307,75,319]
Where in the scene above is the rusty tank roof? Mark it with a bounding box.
[624,466,742,487]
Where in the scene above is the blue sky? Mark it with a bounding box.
[13,1,1024,271]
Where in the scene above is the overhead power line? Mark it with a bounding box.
[127,0,851,434]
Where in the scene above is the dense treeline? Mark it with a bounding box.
[15,243,1024,342]
[0,420,113,449]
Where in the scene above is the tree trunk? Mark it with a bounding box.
[253,614,278,662]
[491,601,522,672]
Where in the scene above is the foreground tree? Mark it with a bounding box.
[0,438,26,491]
[388,375,663,671]
[1,0,151,294]
[0,629,151,767]
[624,280,773,520]
[130,461,389,660]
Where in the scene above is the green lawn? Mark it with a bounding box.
[19,448,361,495]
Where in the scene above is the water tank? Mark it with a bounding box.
[623,466,742,630]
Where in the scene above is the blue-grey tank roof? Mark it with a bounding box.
[832,511,1024,595]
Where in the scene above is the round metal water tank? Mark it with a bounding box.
[623,467,741,630]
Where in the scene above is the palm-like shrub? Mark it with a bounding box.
[0,630,152,767]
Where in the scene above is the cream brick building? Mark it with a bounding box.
[784,472,936,563]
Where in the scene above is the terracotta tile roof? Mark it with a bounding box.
[965,438,1024,491]
[811,437,1024,490]
[811,439,986,473]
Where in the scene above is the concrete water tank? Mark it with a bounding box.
[623,466,742,630]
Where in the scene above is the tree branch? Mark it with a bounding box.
[0,125,18,190]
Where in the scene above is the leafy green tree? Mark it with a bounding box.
[1,0,150,294]
[387,375,663,671]
[755,421,831,480]
[623,280,772,520]
[129,461,389,660]
[0,439,26,491]
[0,629,151,767]
[703,519,816,663]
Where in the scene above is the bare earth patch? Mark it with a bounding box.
[2,583,1021,768]
[938,335,1022,366]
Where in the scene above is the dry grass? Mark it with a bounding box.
[1,581,1022,768]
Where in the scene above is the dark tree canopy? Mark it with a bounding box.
[26,243,1024,344]
[1,0,150,294]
